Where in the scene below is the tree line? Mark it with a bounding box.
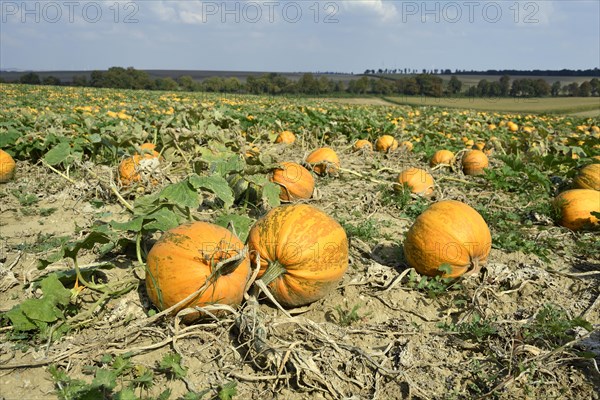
[4,67,599,97]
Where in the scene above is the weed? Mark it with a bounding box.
[333,303,371,327]
[439,313,497,341]
[523,304,592,348]
[339,218,380,242]
[406,264,462,298]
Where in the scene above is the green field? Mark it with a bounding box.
[383,95,600,116]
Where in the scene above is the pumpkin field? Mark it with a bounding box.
[0,83,599,400]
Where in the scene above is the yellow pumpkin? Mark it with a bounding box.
[554,189,600,231]
[0,149,16,183]
[275,130,295,144]
[305,147,340,176]
[375,135,398,153]
[395,168,435,197]
[430,150,455,167]
[403,200,492,278]
[462,150,489,176]
[573,164,599,191]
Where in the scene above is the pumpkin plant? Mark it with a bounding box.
[375,135,398,153]
[573,163,599,191]
[118,143,162,187]
[269,161,315,202]
[403,200,492,278]
[462,149,489,176]
[395,168,435,198]
[247,204,349,308]
[304,147,340,176]
[0,149,16,183]
[554,189,600,231]
[145,221,250,321]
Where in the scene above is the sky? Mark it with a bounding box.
[1,0,599,73]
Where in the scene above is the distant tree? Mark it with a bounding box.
[202,77,225,92]
[154,77,179,91]
[20,72,40,85]
[42,76,61,86]
[447,76,462,95]
[177,75,195,91]
[551,81,561,97]
[89,71,105,87]
[333,81,345,92]
[566,82,579,96]
[579,81,591,97]
[72,75,88,87]
[499,75,510,96]
[223,77,241,92]
[533,79,550,97]
[590,78,599,96]
[477,79,490,96]
[0,77,5,83]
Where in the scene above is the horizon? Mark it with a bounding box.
[1,1,599,73]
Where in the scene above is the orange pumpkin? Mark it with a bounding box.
[0,149,16,183]
[270,162,315,202]
[395,168,435,197]
[462,150,489,176]
[430,150,455,167]
[573,164,599,191]
[375,135,398,153]
[145,222,250,321]
[275,130,295,144]
[247,204,349,307]
[507,121,519,132]
[305,147,340,176]
[403,200,492,278]
[118,143,161,186]
[399,141,413,152]
[353,139,372,152]
[554,189,600,231]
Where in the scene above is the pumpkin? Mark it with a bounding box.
[118,143,161,186]
[275,130,295,144]
[507,121,519,132]
[395,168,435,197]
[375,135,398,152]
[554,189,600,231]
[247,204,349,307]
[573,164,599,191]
[270,162,315,202]
[353,139,372,152]
[400,141,413,152]
[462,150,489,176]
[0,149,16,183]
[472,142,486,151]
[403,200,492,278]
[430,150,455,167]
[145,221,250,321]
[305,147,340,176]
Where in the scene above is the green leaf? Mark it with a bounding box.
[92,368,118,390]
[190,174,234,209]
[40,274,72,307]
[44,142,72,166]
[20,298,62,323]
[5,307,37,331]
[215,214,254,242]
[143,208,181,232]
[114,387,139,400]
[261,182,281,208]
[157,389,172,400]
[159,181,200,210]
[159,353,187,380]
[217,381,237,400]
[110,217,145,233]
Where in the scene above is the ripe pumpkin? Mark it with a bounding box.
[275,130,295,144]
[573,164,599,191]
[430,150,455,167]
[118,143,161,186]
[400,141,414,152]
[554,189,600,231]
[395,168,434,197]
[353,139,372,152]
[507,121,519,132]
[375,135,398,152]
[247,204,349,308]
[270,162,315,202]
[0,149,16,183]
[145,222,250,321]
[403,200,492,278]
[305,147,340,176]
[462,150,489,176]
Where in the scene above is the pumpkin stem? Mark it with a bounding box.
[465,257,482,276]
[259,261,286,286]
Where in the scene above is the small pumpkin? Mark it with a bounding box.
[247,204,349,308]
[275,130,295,144]
[462,150,489,176]
[145,222,250,321]
[305,147,340,176]
[430,150,455,167]
[118,143,161,186]
[399,141,413,152]
[573,164,599,191]
[554,189,600,231]
[507,121,519,132]
[403,200,492,278]
[395,168,435,197]
[270,162,315,202]
[0,149,16,183]
[353,139,372,152]
[375,135,398,153]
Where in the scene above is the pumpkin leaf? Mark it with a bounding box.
[4,307,37,331]
[159,180,200,210]
[40,273,72,307]
[261,182,281,208]
[189,174,234,209]
[215,214,254,242]
[44,142,72,165]
[110,217,145,233]
[143,208,181,232]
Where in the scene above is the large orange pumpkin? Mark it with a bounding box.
[270,162,315,202]
[0,149,16,183]
[305,147,340,176]
[395,168,435,197]
[554,189,600,231]
[573,164,599,191]
[275,130,295,144]
[118,143,161,186]
[353,139,372,152]
[247,204,349,308]
[462,150,489,176]
[145,222,250,320]
[375,135,398,153]
[430,150,455,167]
[403,200,492,278]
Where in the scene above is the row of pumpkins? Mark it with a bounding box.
[0,130,598,319]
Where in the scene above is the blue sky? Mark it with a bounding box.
[1,0,599,72]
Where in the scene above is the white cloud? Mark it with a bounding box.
[341,0,398,22]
